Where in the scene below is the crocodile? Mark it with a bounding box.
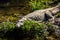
[16,4,60,28]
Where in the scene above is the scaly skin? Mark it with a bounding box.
[16,4,60,28]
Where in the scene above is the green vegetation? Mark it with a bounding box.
[29,0,54,10]
[0,19,16,31]
[0,0,60,40]
[0,20,47,40]
[20,20,47,40]
[22,20,46,31]
[0,20,59,40]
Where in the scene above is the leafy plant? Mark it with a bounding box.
[0,19,16,31]
[29,0,54,11]
[21,20,47,40]
[21,20,46,31]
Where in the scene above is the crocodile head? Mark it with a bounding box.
[16,18,27,28]
[16,19,24,28]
